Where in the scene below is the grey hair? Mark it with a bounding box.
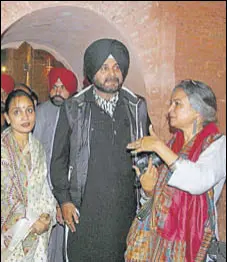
[173,80,217,125]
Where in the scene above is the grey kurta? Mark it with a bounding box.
[33,100,64,262]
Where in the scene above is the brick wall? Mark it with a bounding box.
[174,1,226,241]
[175,1,226,134]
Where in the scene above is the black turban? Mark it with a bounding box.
[83,38,130,83]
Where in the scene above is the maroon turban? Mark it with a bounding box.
[1,74,15,94]
[48,68,78,95]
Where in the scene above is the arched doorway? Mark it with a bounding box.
[1,42,66,102]
[1,5,146,98]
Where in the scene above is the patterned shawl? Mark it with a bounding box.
[125,122,220,262]
[1,127,56,262]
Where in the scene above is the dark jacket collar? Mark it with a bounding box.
[82,85,139,106]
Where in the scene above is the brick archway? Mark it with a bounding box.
[1,5,145,95]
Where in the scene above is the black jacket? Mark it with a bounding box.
[50,85,150,208]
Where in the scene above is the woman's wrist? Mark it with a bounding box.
[144,189,153,197]
[153,140,168,158]
[155,143,179,167]
[140,188,152,201]
[169,156,180,172]
[30,226,36,234]
[150,139,162,153]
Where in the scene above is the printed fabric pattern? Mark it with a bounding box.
[1,127,56,262]
[125,123,219,262]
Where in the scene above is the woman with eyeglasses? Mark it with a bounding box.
[125,80,226,261]
[1,90,56,261]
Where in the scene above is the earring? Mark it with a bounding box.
[193,119,197,135]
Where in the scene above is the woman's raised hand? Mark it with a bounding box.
[127,125,160,154]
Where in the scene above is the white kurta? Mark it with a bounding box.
[1,128,56,262]
[168,135,226,239]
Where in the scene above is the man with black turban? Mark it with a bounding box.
[50,38,151,261]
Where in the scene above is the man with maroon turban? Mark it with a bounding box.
[1,73,15,132]
[33,67,78,262]
[50,38,151,261]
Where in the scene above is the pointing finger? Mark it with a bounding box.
[147,157,153,173]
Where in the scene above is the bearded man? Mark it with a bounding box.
[50,38,151,262]
[33,67,78,262]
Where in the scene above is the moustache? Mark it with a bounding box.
[104,77,120,84]
[50,95,65,106]
[51,95,65,101]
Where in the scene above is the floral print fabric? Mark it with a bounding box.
[1,127,56,262]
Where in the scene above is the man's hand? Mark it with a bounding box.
[61,202,79,233]
[56,206,64,225]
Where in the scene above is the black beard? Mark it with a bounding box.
[50,95,65,107]
[93,77,122,94]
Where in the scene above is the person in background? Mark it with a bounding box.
[1,73,15,132]
[50,38,151,261]
[1,89,56,261]
[125,79,226,262]
[33,67,78,262]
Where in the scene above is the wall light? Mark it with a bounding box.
[1,65,7,72]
